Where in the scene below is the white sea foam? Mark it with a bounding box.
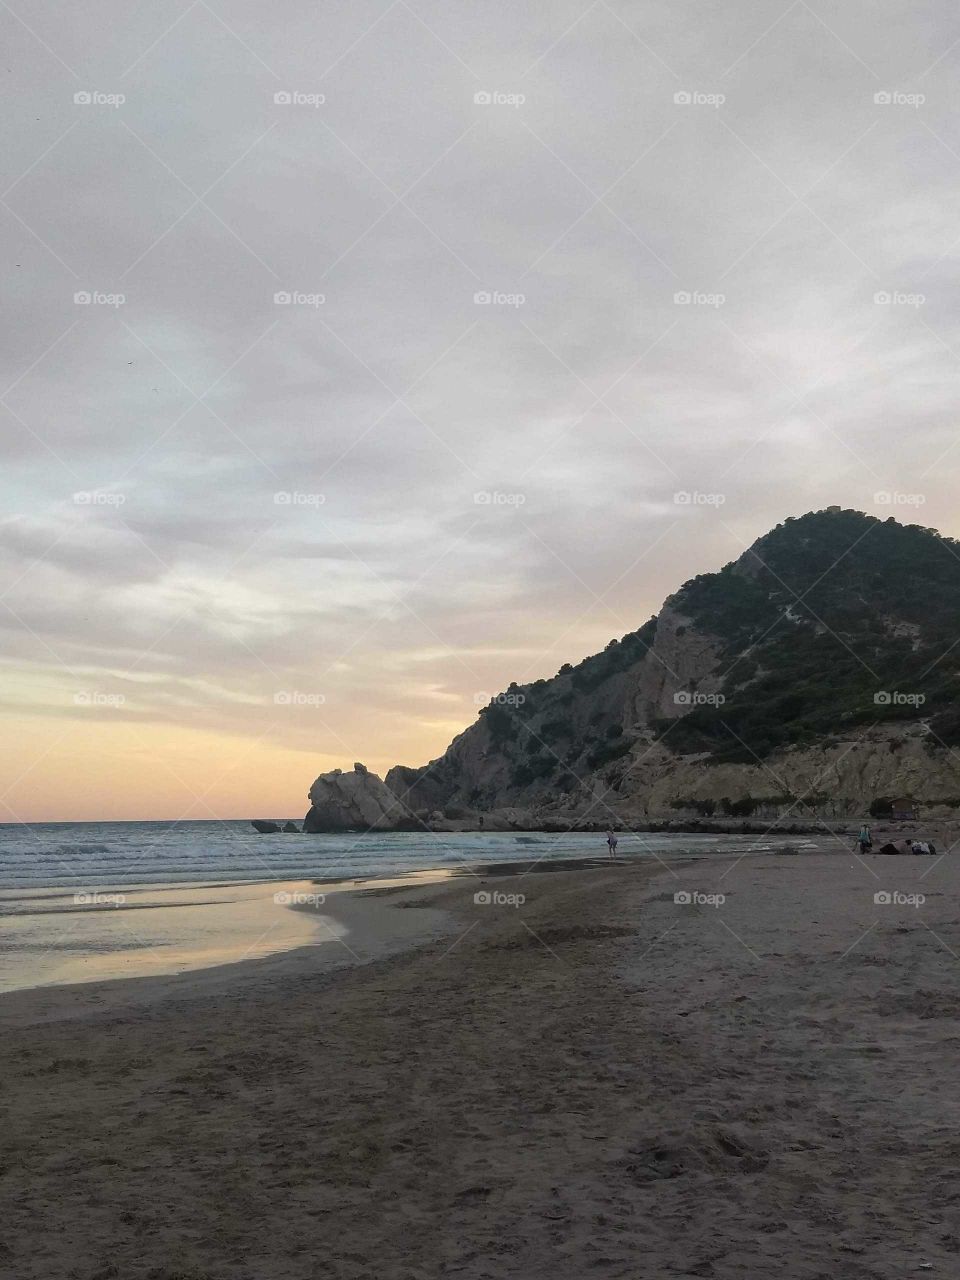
[0,821,814,896]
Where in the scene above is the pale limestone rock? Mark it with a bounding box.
[304,765,408,832]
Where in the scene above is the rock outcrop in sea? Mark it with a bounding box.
[303,763,409,832]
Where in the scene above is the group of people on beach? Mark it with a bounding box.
[857,825,936,856]
[602,825,936,861]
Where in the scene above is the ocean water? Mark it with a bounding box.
[0,820,815,895]
[0,823,817,993]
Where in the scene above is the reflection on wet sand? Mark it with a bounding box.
[0,879,346,992]
[0,854,753,995]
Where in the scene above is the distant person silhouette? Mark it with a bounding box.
[606,830,618,858]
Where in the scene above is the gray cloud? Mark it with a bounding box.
[3,0,960,803]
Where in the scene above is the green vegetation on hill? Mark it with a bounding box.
[663,510,960,761]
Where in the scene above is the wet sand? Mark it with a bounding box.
[0,877,453,1027]
[1,849,959,1278]
[0,860,674,996]
[0,880,332,994]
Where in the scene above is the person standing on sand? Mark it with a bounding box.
[606,830,618,858]
[857,823,872,854]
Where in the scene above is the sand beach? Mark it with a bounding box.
[1,844,958,1279]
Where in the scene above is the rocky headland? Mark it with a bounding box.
[286,510,960,834]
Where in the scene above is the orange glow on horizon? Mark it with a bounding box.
[0,716,454,824]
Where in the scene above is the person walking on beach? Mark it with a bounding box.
[606,829,619,859]
[857,823,872,854]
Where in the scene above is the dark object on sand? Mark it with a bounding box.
[251,820,281,834]
[877,842,902,856]
[282,822,300,834]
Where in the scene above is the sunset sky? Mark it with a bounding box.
[3,0,960,821]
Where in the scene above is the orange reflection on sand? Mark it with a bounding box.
[0,880,345,992]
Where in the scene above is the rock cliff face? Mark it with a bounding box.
[384,510,960,821]
[303,763,409,832]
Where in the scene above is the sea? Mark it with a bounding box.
[0,820,814,893]
[0,823,816,993]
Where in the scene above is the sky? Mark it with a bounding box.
[2,0,960,821]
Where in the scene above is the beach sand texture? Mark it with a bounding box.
[1,849,958,1278]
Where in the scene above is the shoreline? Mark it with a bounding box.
[0,827,928,1001]
[0,857,692,1009]
[0,818,939,901]
[0,825,939,1002]
[0,878,457,1027]
[0,840,802,1000]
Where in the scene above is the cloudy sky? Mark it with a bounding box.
[2,0,959,821]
